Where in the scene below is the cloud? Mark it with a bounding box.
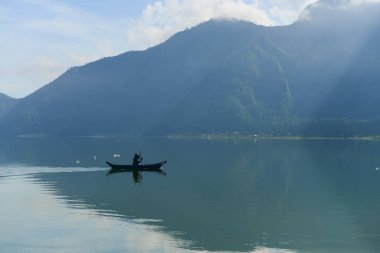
[125,0,323,51]
[311,0,380,8]
[348,0,380,5]
[262,0,318,23]
[0,0,132,97]
[126,0,275,50]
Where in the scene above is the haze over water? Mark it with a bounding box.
[1,137,380,252]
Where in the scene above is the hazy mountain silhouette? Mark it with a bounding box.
[0,93,17,119]
[1,2,380,137]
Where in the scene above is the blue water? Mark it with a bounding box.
[1,137,380,253]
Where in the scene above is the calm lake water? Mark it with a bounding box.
[1,137,380,253]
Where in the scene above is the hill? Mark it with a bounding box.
[1,2,380,137]
[0,93,17,119]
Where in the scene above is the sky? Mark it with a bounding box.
[1,0,377,99]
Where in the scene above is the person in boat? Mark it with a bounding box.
[133,152,143,166]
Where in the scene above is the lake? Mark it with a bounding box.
[0,137,380,253]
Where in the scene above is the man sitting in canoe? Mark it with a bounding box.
[133,152,143,166]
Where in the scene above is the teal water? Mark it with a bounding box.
[0,137,380,253]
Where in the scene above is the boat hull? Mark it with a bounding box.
[106,161,167,174]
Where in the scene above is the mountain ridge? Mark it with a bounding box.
[1,3,380,137]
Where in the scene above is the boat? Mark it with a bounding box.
[106,161,167,176]
[106,161,166,171]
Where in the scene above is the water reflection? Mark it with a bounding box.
[0,175,299,253]
[107,169,166,183]
[1,137,380,252]
[0,175,192,253]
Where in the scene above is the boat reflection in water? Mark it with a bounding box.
[106,161,167,183]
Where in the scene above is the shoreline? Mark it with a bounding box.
[10,133,380,141]
[166,134,380,141]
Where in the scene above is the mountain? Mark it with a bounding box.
[0,93,17,119]
[1,2,380,137]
